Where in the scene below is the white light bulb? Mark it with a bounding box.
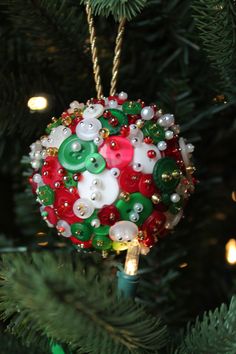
[28,96,48,111]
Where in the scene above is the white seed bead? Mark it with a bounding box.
[91,218,101,228]
[71,141,81,152]
[165,130,174,140]
[187,143,195,153]
[141,106,154,120]
[170,193,181,203]
[157,141,167,151]
[109,100,118,108]
[118,91,128,100]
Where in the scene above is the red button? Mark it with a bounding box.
[70,237,92,248]
[139,174,156,197]
[142,210,166,241]
[54,187,82,224]
[44,206,58,225]
[119,166,142,193]
[42,157,65,189]
[98,136,134,169]
[98,205,120,226]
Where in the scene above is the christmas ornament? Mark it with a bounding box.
[29,5,196,289]
[29,93,196,255]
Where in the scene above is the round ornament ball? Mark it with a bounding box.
[29,93,196,254]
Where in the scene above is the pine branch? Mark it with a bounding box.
[0,252,168,354]
[0,331,47,354]
[177,296,236,354]
[192,0,236,95]
[80,0,147,21]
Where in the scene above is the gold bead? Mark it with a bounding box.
[99,128,110,139]
[119,191,130,202]
[161,173,172,182]
[138,230,145,240]
[151,194,161,204]
[51,117,57,123]
[136,119,144,129]
[172,170,182,179]
[62,116,72,126]
[186,166,196,174]
[46,147,58,157]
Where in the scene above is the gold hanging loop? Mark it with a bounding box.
[85,4,126,97]
[110,18,126,96]
[85,3,103,98]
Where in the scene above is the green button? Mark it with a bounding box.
[38,185,54,205]
[58,135,97,172]
[71,223,92,241]
[94,225,109,236]
[92,234,112,250]
[85,153,106,174]
[116,192,153,226]
[142,121,165,143]
[122,101,142,115]
[153,157,181,193]
[100,109,128,135]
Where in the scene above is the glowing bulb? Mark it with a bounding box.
[124,239,140,276]
[28,96,48,111]
[231,191,236,202]
[226,239,236,265]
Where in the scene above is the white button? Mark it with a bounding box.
[179,137,192,167]
[109,221,138,242]
[67,100,84,114]
[83,104,104,119]
[76,118,102,141]
[56,220,71,237]
[132,142,161,174]
[41,125,72,149]
[77,169,119,209]
[73,198,94,219]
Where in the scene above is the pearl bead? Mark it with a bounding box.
[170,193,181,203]
[109,100,118,108]
[109,221,138,242]
[90,191,101,201]
[31,160,40,169]
[33,173,42,184]
[133,203,143,213]
[157,141,167,151]
[141,106,154,120]
[187,143,195,153]
[131,136,142,147]
[118,91,128,100]
[110,168,120,178]
[160,114,175,128]
[70,100,80,110]
[71,141,81,152]
[34,151,41,160]
[165,130,174,140]
[91,218,101,228]
[94,136,104,146]
[56,220,71,237]
[133,162,143,172]
[129,211,139,222]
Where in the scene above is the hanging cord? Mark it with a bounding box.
[85,4,126,97]
[85,3,103,98]
[110,18,126,96]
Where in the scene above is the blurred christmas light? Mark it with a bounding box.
[231,191,236,202]
[27,96,48,111]
[225,239,236,265]
[179,262,188,269]
[124,239,140,276]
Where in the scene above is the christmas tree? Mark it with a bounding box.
[1,0,236,353]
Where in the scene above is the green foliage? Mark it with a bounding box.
[0,252,168,354]
[192,0,236,95]
[80,0,147,21]
[177,296,236,354]
[0,331,46,354]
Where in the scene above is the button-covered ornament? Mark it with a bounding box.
[29,93,196,254]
